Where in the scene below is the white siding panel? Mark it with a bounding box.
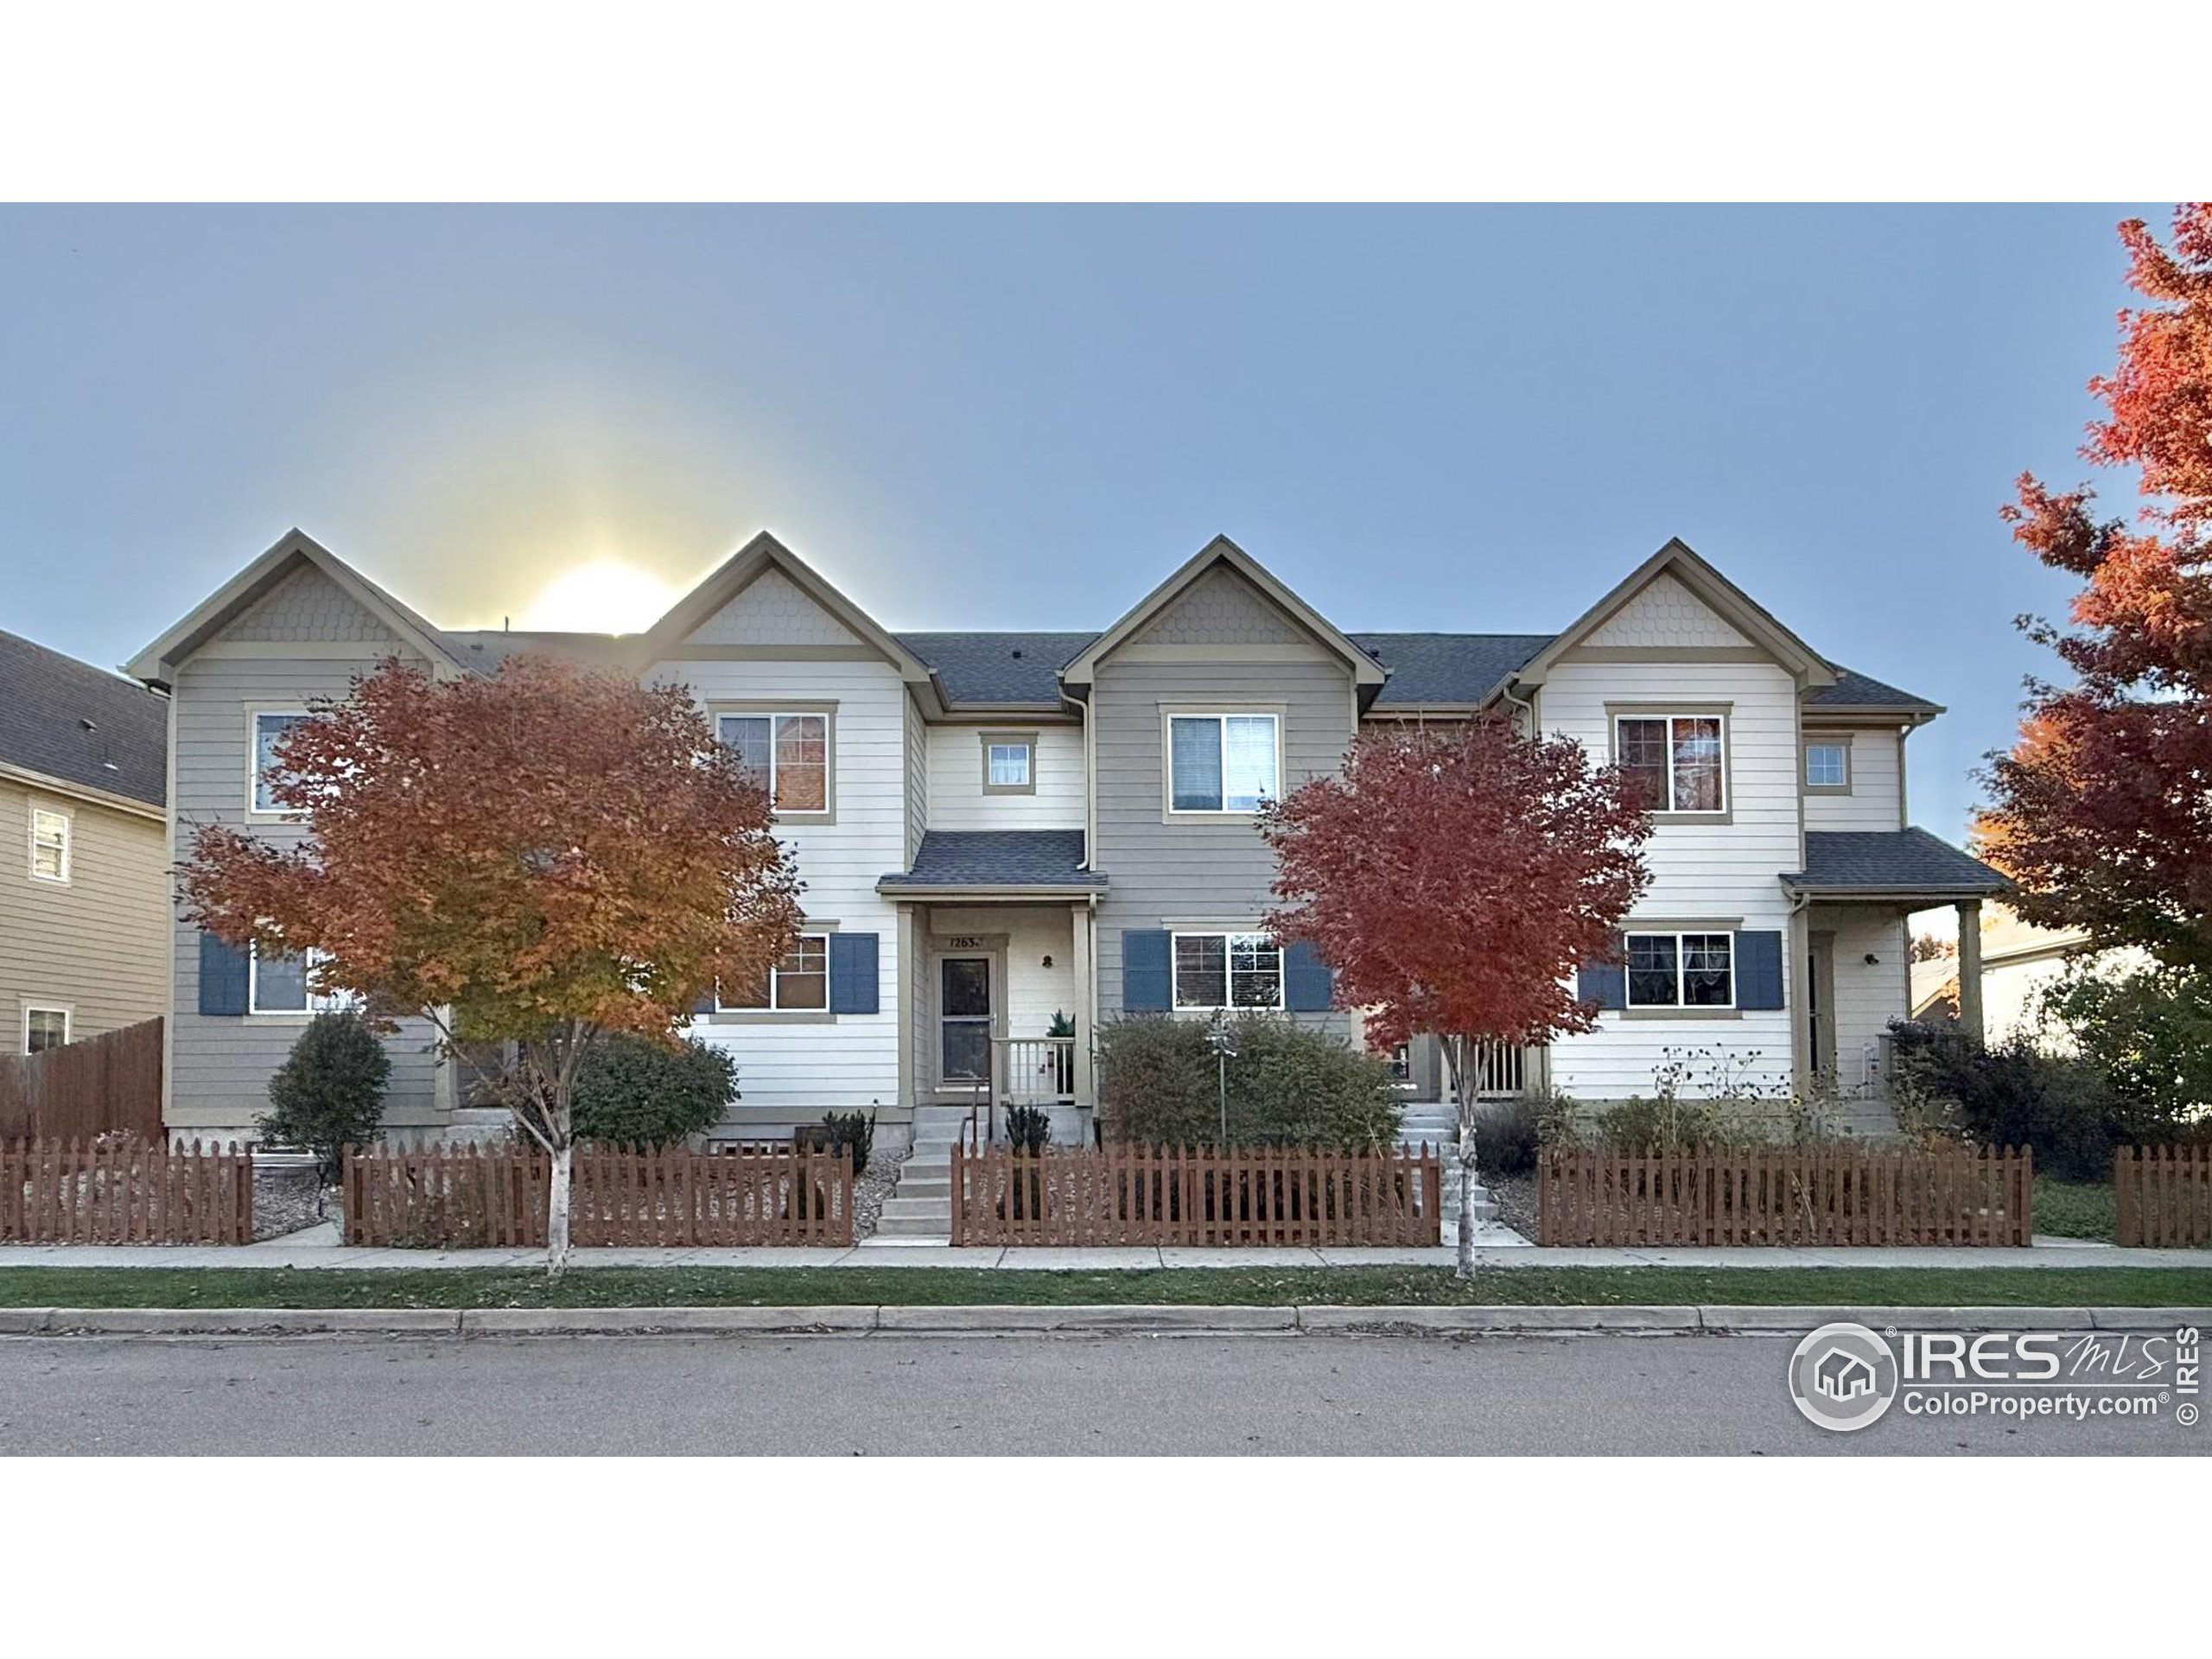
[1803,727,1905,830]
[1827,910,1908,1090]
[925,725,1086,830]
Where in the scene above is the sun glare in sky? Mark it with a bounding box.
[520,560,679,633]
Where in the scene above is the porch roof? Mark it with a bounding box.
[879,830,1106,895]
[1783,829,2011,901]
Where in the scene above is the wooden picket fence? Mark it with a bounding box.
[342,1141,855,1247]
[2,1136,254,1244]
[952,1142,1441,1248]
[1537,1145,2034,1247]
[2114,1146,2212,1247]
[0,1017,164,1142]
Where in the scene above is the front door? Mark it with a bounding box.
[938,956,994,1087]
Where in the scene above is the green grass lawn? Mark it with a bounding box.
[0,1264,2205,1309]
[2035,1178,2120,1243]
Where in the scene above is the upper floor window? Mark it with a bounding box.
[1168,713,1278,814]
[982,734,1034,794]
[1804,741,1850,790]
[716,711,831,817]
[716,933,830,1012]
[1625,931,1734,1008]
[24,1006,69,1053]
[251,710,308,815]
[1172,931,1283,1010]
[250,944,358,1015]
[1616,714,1726,813]
[29,807,70,882]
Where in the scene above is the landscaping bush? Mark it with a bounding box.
[259,1010,390,1188]
[2038,965,2212,1134]
[1002,1103,1052,1154]
[1471,1095,1543,1177]
[794,1109,876,1175]
[1095,1015,1402,1151]
[569,1034,735,1148]
[1885,1020,2124,1183]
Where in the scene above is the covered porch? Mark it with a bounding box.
[880,830,1103,1144]
[1783,829,2012,1109]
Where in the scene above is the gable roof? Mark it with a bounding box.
[127,529,463,688]
[1504,537,1837,693]
[895,632,1096,707]
[1805,666,1944,718]
[637,531,940,691]
[0,629,168,810]
[1058,535,1388,691]
[1351,632,1554,708]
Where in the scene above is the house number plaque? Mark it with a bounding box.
[944,936,987,949]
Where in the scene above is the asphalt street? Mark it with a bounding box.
[5,1331,2205,1454]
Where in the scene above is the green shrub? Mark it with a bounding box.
[1471,1096,1543,1176]
[1096,1015,1401,1151]
[793,1109,875,1175]
[259,1011,390,1187]
[1885,1021,2120,1182]
[2038,965,2212,1134]
[570,1034,735,1148]
[1003,1103,1052,1154]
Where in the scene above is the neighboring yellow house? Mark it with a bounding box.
[0,629,169,1055]
[1907,903,2148,1049]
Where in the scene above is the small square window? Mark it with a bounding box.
[1805,742,1849,789]
[30,808,70,882]
[25,1007,69,1053]
[988,743,1031,788]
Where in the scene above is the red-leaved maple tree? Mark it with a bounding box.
[1980,203,2212,972]
[181,654,803,1273]
[1259,718,1652,1272]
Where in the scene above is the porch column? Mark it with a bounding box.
[895,903,918,1111]
[1955,899,1985,1046]
[1070,901,1093,1106]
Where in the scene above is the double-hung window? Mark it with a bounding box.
[250,944,357,1014]
[1171,931,1284,1010]
[1615,714,1726,813]
[251,710,309,815]
[1624,931,1735,1009]
[716,712,830,815]
[1168,713,1278,813]
[717,933,830,1012]
[29,808,70,882]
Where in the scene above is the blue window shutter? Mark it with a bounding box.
[1577,932,1625,1012]
[1283,940,1334,1012]
[1122,930,1171,1011]
[199,931,250,1016]
[1735,930,1785,1010]
[829,932,879,1014]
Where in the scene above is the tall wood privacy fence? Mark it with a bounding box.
[3,1137,253,1243]
[1537,1146,2033,1247]
[342,1142,854,1248]
[0,1017,163,1142]
[952,1143,1441,1248]
[2115,1146,2212,1247]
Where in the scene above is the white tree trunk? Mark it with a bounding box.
[1442,1034,1480,1279]
[547,1138,573,1281]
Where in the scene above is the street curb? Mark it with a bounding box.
[3,1304,2204,1339]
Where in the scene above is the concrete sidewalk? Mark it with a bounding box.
[2,1234,2208,1272]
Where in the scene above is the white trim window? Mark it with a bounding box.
[716,713,830,815]
[1616,715,1726,812]
[717,933,830,1012]
[987,741,1032,788]
[1172,931,1284,1010]
[29,807,70,882]
[251,709,310,815]
[1804,741,1849,788]
[24,1006,69,1053]
[1169,714,1279,813]
[1625,931,1735,1009]
[250,944,358,1015]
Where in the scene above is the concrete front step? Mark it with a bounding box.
[872,1215,952,1238]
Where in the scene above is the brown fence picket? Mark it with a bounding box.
[2116,1144,2211,1247]
[0,1135,252,1244]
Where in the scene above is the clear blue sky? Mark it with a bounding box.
[0,205,2158,843]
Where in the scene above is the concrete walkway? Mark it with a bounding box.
[2,1230,2208,1272]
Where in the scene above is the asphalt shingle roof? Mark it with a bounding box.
[1351,632,1554,706]
[880,830,1104,891]
[0,629,168,808]
[1784,830,2009,895]
[1808,667,1942,712]
[441,629,644,672]
[894,632,1096,705]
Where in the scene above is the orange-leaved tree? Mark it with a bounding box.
[180,653,803,1274]
[1259,718,1652,1274]
[1981,203,2212,971]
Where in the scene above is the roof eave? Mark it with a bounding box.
[875,881,1107,899]
[1782,880,2012,901]
[1802,703,1945,726]
[0,758,166,820]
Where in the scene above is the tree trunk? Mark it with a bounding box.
[547,1138,573,1281]
[1442,1034,1480,1279]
